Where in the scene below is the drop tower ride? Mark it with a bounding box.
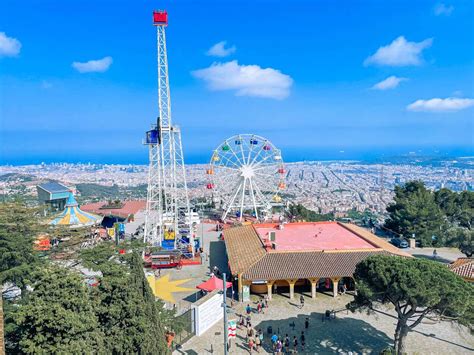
[143,10,193,255]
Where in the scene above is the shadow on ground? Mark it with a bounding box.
[254,311,392,354]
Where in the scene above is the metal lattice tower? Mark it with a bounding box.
[143,10,192,254]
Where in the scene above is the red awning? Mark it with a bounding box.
[196,276,232,292]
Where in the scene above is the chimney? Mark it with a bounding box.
[269,231,276,242]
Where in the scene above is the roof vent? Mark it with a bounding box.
[269,231,276,242]
[271,242,277,250]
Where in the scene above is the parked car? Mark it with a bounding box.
[390,238,409,248]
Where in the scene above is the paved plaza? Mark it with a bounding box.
[155,224,474,354]
[175,293,474,354]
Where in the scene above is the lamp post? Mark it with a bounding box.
[223,272,228,355]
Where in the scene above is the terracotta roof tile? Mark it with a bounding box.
[224,222,410,280]
[224,225,266,275]
[242,250,388,281]
[339,223,412,257]
[448,258,474,281]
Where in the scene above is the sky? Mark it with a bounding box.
[0,0,473,165]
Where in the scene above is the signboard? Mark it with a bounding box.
[164,230,175,240]
[191,291,223,336]
[242,285,250,302]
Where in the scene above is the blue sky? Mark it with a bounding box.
[0,0,473,164]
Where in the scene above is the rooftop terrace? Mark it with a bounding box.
[253,222,377,251]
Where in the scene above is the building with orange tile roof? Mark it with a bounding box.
[448,258,474,282]
[224,221,411,301]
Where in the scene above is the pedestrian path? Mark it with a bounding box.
[175,293,474,354]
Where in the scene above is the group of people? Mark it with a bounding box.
[271,331,306,354]
[239,310,264,353]
[270,317,309,354]
[239,300,310,354]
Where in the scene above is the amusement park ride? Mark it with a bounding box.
[143,11,194,256]
[207,134,286,221]
[143,11,287,254]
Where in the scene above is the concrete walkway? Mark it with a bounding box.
[175,293,474,354]
[404,247,465,264]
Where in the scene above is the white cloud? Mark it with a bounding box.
[407,97,474,112]
[192,60,293,99]
[72,56,113,73]
[364,36,433,66]
[206,41,236,57]
[372,76,408,90]
[434,3,454,16]
[0,32,21,57]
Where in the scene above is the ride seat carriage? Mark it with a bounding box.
[150,250,181,269]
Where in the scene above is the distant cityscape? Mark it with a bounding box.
[1,157,472,218]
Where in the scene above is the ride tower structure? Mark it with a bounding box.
[143,10,193,256]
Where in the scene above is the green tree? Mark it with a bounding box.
[286,203,334,222]
[348,255,474,354]
[11,266,104,354]
[435,188,474,256]
[0,202,41,292]
[385,181,444,246]
[80,246,169,354]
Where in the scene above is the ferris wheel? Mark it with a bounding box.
[206,134,286,221]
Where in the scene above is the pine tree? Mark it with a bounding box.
[12,266,104,354]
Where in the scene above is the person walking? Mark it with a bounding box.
[257,302,262,314]
[271,333,278,352]
[255,333,261,353]
[284,334,290,353]
[239,314,245,329]
[299,294,305,309]
[248,337,255,354]
[246,304,252,315]
[260,300,265,314]
[258,329,263,348]
[264,295,269,308]
[276,338,283,354]
[300,331,306,351]
[304,317,309,329]
[293,335,298,353]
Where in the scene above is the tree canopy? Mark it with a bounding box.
[1,202,174,353]
[80,245,171,354]
[0,203,41,291]
[385,181,444,246]
[384,181,474,251]
[286,203,334,222]
[11,266,104,354]
[348,254,474,354]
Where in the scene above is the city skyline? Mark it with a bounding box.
[1,1,473,165]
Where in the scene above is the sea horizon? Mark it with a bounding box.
[1,145,473,167]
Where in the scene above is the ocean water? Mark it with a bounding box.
[1,146,473,166]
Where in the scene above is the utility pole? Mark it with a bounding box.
[222,272,228,355]
[0,295,5,355]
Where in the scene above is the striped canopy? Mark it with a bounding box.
[49,193,101,227]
